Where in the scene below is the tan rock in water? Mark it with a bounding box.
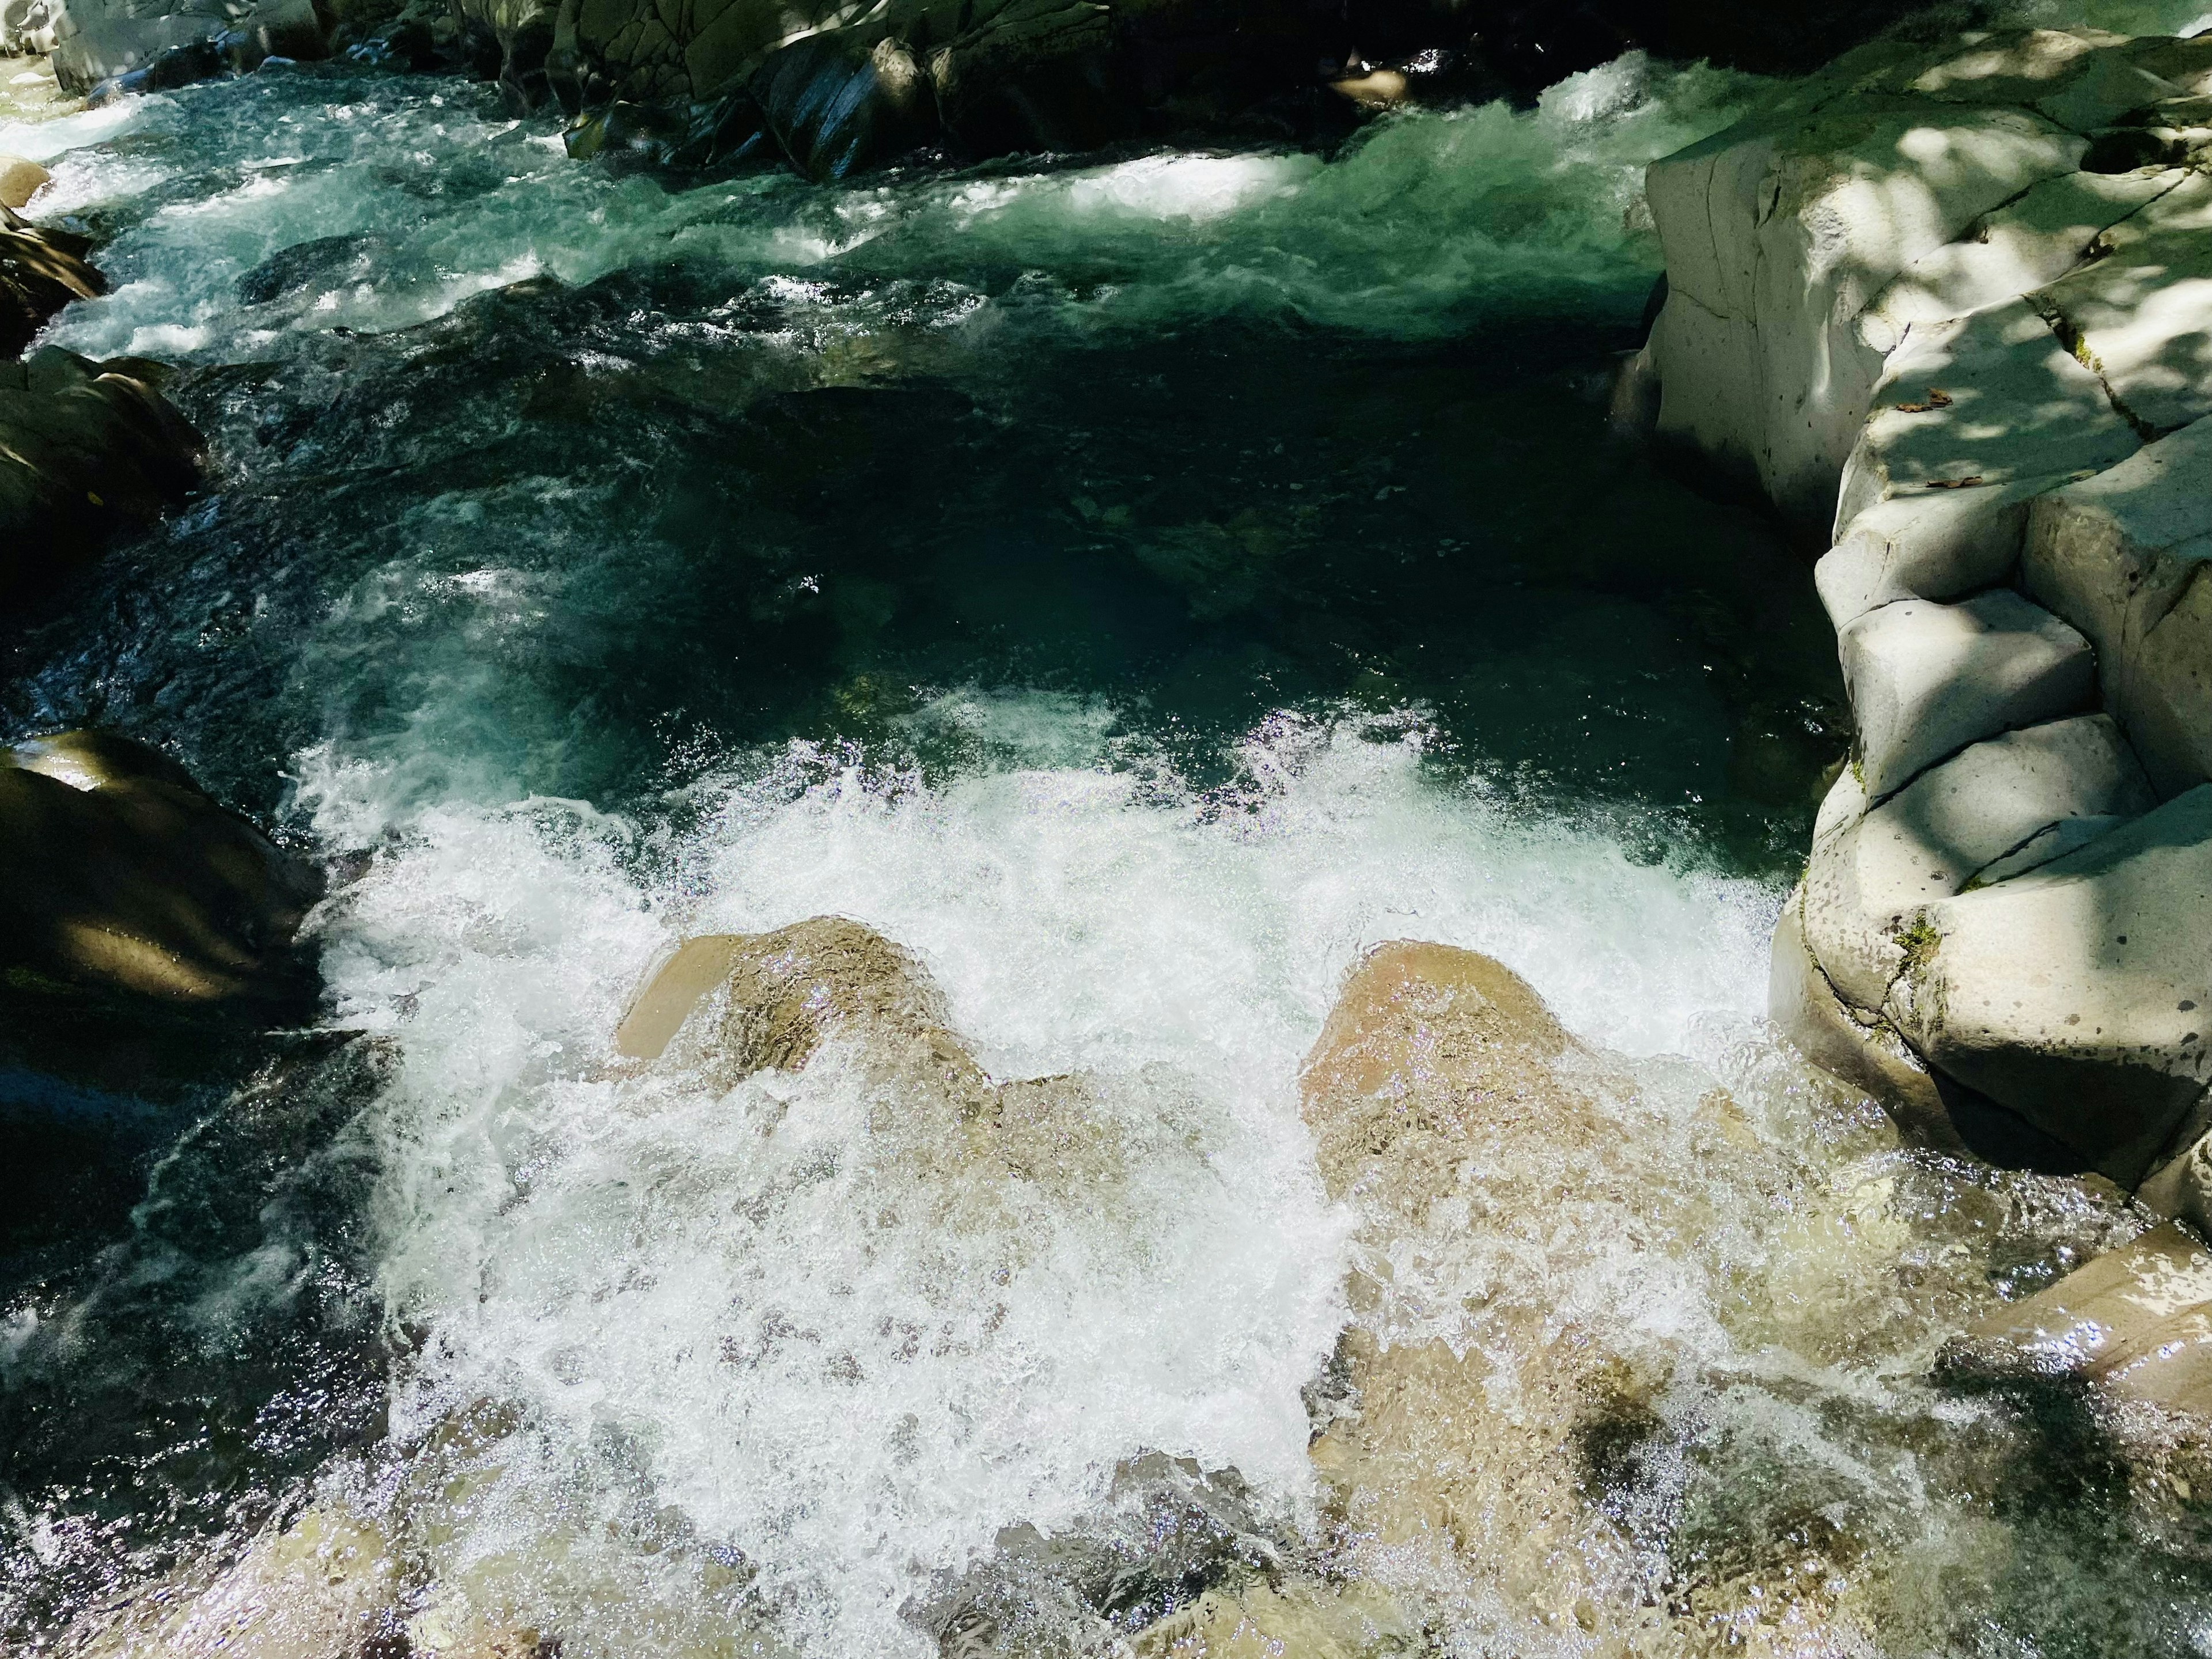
[620,914,1121,1207]
[76,1504,402,1659]
[1285,941,1890,1657]
[0,155,49,210]
[1297,944,1666,1634]
[0,729,323,1009]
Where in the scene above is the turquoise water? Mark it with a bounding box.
[3,25,2212,1656]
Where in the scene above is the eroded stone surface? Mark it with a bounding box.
[1838,589,2096,800]
[1771,885,1952,1142]
[1835,297,2139,531]
[1803,713,2152,1010]
[2035,169,2212,436]
[1888,784,2212,1185]
[2025,414,2212,797]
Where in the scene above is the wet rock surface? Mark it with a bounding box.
[0,728,324,1011]
[0,345,204,599]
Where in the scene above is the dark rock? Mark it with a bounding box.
[0,730,324,1014]
[85,37,224,103]
[235,233,382,305]
[0,203,103,360]
[0,346,206,602]
[749,31,942,180]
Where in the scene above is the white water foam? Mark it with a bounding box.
[304,704,1781,1655]
[8,51,1756,363]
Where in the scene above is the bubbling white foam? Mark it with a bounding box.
[304,704,1781,1656]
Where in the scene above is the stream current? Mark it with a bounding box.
[6,10,2212,1653]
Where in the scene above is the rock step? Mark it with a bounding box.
[1803,712,2152,1013]
[1839,588,2096,801]
[2025,413,2212,800]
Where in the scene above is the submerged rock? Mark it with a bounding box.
[0,729,324,1011]
[75,1503,404,1659]
[1291,942,1894,1653]
[620,915,1123,1206]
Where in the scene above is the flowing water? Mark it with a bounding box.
[3,10,2212,1654]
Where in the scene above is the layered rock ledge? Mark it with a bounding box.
[1641,24,2212,1209]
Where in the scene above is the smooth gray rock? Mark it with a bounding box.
[1804,713,2153,1011]
[1839,589,2096,800]
[1834,298,2141,533]
[1770,886,1952,1145]
[2024,414,2212,797]
[2034,169,2212,437]
[1888,783,2212,1185]
[1819,474,2076,628]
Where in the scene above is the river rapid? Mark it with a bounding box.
[4,7,2212,1654]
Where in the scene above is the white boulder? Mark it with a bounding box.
[1803,713,2153,1011]
[1838,588,2096,800]
[1834,298,2140,532]
[1646,96,2084,529]
[2024,414,2212,797]
[1888,784,2212,1184]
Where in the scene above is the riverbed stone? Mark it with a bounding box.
[1956,1219,2212,1369]
[0,154,47,210]
[2024,413,2212,797]
[0,730,324,1009]
[1838,589,2096,800]
[1803,713,2153,1012]
[76,1504,403,1659]
[1886,784,2212,1185]
[1835,297,2141,532]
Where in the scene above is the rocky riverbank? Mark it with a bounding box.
[1638,21,2212,1415]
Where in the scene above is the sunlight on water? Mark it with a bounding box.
[5,51,1755,361]
[296,706,1785,1653]
[7,6,2212,1649]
